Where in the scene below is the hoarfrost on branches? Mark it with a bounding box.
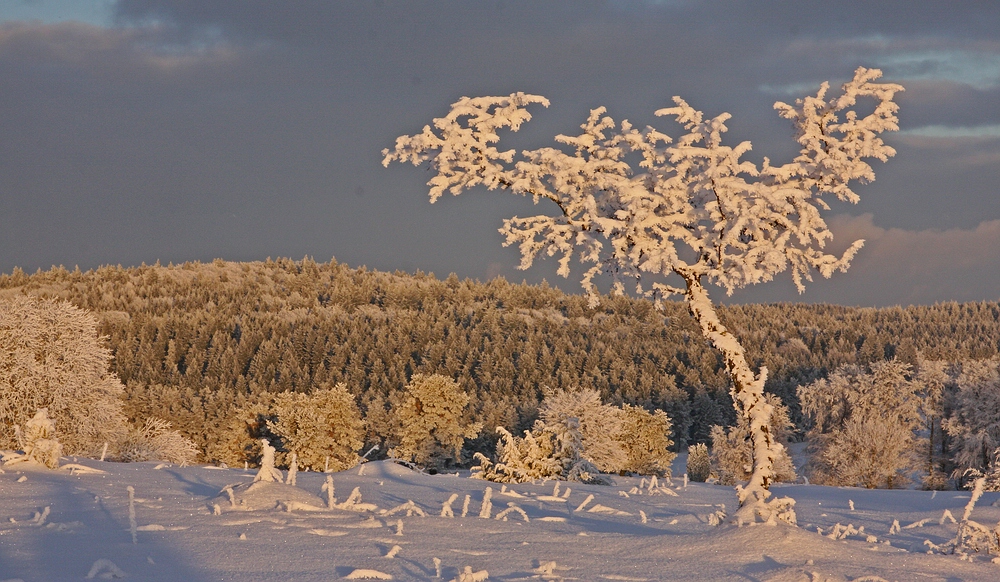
[385,68,902,521]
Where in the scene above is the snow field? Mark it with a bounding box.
[2,457,1000,581]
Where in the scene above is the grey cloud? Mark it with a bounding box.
[0,1,997,307]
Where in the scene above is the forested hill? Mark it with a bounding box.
[2,257,999,459]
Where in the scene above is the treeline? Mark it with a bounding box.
[1,257,998,461]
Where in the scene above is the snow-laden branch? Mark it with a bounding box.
[383,67,901,308]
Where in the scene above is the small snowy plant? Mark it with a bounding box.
[254,439,283,483]
[18,408,63,469]
[385,67,902,523]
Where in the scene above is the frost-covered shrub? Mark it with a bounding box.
[687,443,710,482]
[116,418,199,465]
[0,296,129,456]
[268,384,364,472]
[799,360,921,488]
[18,408,62,468]
[538,388,625,473]
[391,374,481,470]
[472,427,563,483]
[615,404,676,477]
[710,394,796,486]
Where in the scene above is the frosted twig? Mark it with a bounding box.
[495,502,529,522]
[385,544,402,558]
[383,500,426,517]
[461,494,471,517]
[574,494,594,512]
[940,509,956,525]
[479,487,493,519]
[395,518,404,535]
[441,493,459,517]
[322,475,335,508]
[127,486,137,544]
[640,510,647,524]
[434,557,442,578]
[286,452,298,486]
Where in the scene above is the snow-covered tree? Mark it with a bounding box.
[384,67,902,520]
[0,296,129,456]
[268,383,365,472]
[710,394,796,486]
[537,388,625,473]
[799,360,921,488]
[616,404,676,477]
[944,359,1000,481]
[391,374,481,470]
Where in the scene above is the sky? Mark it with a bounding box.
[0,1,998,307]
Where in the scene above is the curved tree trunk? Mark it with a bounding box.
[681,273,790,521]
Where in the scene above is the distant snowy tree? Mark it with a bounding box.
[385,67,902,521]
[391,374,481,471]
[268,383,365,472]
[616,404,676,477]
[944,358,1000,482]
[0,296,129,456]
[710,394,796,486]
[799,360,921,488]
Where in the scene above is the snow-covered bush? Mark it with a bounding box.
[710,394,796,486]
[472,427,564,483]
[116,418,199,465]
[385,67,902,521]
[943,359,1000,481]
[615,404,676,477]
[268,383,365,472]
[537,388,625,473]
[391,374,481,470]
[687,443,710,482]
[0,296,129,456]
[799,360,921,488]
[17,408,62,468]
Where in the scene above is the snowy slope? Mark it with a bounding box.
[2,457,998,581]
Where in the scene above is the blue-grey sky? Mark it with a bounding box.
[1,1,999,307]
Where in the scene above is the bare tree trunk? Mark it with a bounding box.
[681,274,788,519]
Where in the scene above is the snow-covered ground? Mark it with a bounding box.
[2,456,999,581]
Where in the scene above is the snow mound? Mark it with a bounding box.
[212,480,326,512]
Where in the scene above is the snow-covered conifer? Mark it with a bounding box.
[687,443,710,483]
[385,67,902,520]
[0,296,129,456]
[390,374,481,471]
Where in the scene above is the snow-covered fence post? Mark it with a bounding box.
[384,68,902,524]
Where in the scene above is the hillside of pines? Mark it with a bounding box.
[2,256,999,462]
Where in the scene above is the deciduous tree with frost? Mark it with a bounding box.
[384,67,902,522]
[0,296,129,456]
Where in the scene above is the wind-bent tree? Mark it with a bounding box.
[383,67,902,523]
